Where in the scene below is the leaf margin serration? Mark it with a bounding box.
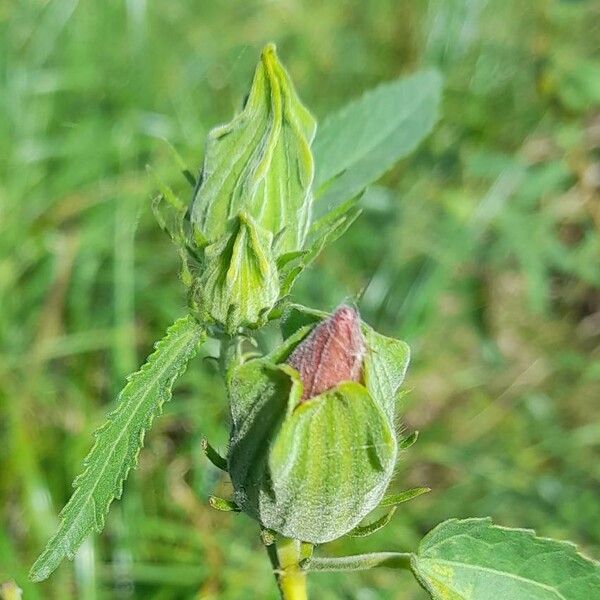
[29,314,205,582]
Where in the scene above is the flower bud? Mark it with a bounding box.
[190,43,316,254]
[184,44,317,333]
[286,305,364,401]
[227,305,410,543]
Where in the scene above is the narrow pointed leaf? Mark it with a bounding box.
[30,315,205,582]
[379,487,430,508]
[399,430,419,449]
[201,439,228,472]
[313,70,442,216]
[158,137,197,187]
[411,518,600,600]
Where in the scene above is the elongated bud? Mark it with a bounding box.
[155,45,362,333]
[286,305,364,401]
[185,44,317,333]
[191,43,316,253]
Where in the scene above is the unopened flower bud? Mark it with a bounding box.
[286,305,364,401]
[186,44,317,333]
[227,305,410,543]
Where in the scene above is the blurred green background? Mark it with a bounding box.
[1,0,599,598]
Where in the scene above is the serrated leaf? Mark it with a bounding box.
[313,70,442,216]
[411,517,600,600]
[29,315,205,582]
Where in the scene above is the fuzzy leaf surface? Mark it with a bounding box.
[30,315,205,582]
[411,518,600,600]
[313,70,442,215]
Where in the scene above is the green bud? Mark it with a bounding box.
[189,212,279,333]
[183,44,323,332]
[227,306,410,543]
[190,43,316,254]
[154,45,360,333]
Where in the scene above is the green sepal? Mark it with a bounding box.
[208,496,241,512]
[190,43,316,254]
[201,438,228,472]
[362,324,410,418]
[266,381,396,542]
[348,506,397,538]
[190,212,279,333]
[277,197,362,297]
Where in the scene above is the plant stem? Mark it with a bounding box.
[273,537,308,600]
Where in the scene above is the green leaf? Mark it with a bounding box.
[313,70,442,216]
[29,315,205,582]
[303,552,411,572]
[190,43,316,253]
[411,518,600,600]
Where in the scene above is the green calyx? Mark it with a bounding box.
[187,42,315,333]
[191,43,316,254]
[189,212,279,334]
[227,306,410,543]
